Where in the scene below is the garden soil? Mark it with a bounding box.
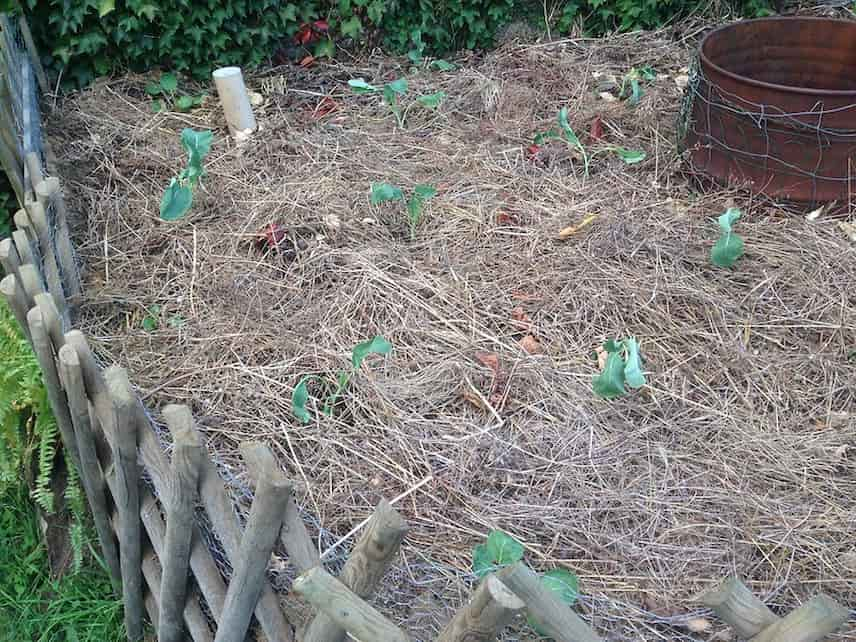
[49,28,856,641]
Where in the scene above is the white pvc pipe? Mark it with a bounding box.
[212,67,256,137]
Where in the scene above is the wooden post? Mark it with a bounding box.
[750,595,849,642]
[165,424,294,641]
[303,499,408,642]
[17,262,42,302]
[16,14,49,95]
[104,366,144,642]
[12,229,35,268]
[57,343,122,590]
[435,573,525,642]
[500,563,601,642]
[241,442,319,573]
[26,200,67,316]
[213,442,290,642]
[35,177,81,299]
[293,567,413,642]
[0,236,21,277]
[0,273,31,340]
[63,331,229,632]
[25,304,80,472]
[25,151,44,197]
[699,577,779,638]
[159,405,203,642]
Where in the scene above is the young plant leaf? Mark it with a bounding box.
[413,184,438,201]
[141,317,158,331]
[628,78,642,105]
[711,207,745,268]
[370,182,404,204]
[485,530,524,566]
[167,315,186,328]
[528,568,580,635]
[98,0,115,17]
[593,349,626,399]
[472,543,494,578]
[416,92,446,109]
[314,38,335,59]
[159,180,193,221]
[613,147,646,164]
[145,81,161,96]
[292,375,316,423]
[348,78,378,94]
[159,72,178,93]
[323,370,351,415]
[386,77,408,95]
[383,84,398,109]
[557,107,580,146]
[180,128,213,166]
[352,335,392,369]
[534,129,559,145]
[430,59,456,71]
[638,65,657,81]
[622,337,646,389]
[151,99,163,113]
[191,94,205,106]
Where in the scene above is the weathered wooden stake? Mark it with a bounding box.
[435,572,525,642]
[57,343,122,590]
[214,442,291,642]
[293,566,412,642]
[159,405,203,642]
[0,236,21,277]
[12,229,35,268]
[750,595,849,642]
[303,499,408,642]
[500,563,601,642]
[26,200,66,314]
[104,366,144,641]
[35,177,81,299]
[0,273,30,341]
[699,577,779,638]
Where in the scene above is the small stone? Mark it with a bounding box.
[686,617,712,632]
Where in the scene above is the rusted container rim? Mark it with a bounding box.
[700,17,856,98]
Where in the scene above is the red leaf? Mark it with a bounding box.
[313,19,329,32]
[525,144,540,159]
[257,223,287,251]
[511,306,532,330]
[299,55,316,68]
[313,96,339,118]
[475,352,501,377]
[590,116,604,141]
[296,24,316,45]
[519,335,542,355]
[496,211,516,225]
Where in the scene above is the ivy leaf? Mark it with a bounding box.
[622,337,646,389]
[340,15,363,39]
[557,107,580,146]
[145,81,161,96]
[370,182,404,204]
[613,147,646,164]
[314,38,335,59]
[159,72,178,93]
[292,375,316,423]
[175,95,194,112]
[386,77,408,95]
[159,181,193,221]
[151,99,163,113]
[528,568,580,635]
[485,530,524,566]
[348,78,378,94]
[472,543,494,578]
[711,207,745,268]
[430,59,456,71]
[416,92,446,109]
[98,0,115,17]
[352,335,392,369]
[593,350,626,399]
[192,94,205,106]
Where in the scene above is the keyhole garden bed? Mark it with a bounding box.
[48,29,855,640]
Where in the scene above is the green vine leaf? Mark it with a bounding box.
[98,0,115,18]
[711,207,745,267]
[352,336,392,369]
[159,72,178,93]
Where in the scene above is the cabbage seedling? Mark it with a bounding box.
[592,337,646,399]
[160,128,213,221]
[711,207,745,267]
[370,182,437,240]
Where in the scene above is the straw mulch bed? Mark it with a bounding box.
[49,27,855,641]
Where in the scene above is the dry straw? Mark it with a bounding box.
[49,28,855,640]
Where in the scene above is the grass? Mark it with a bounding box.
[0,486,124,642]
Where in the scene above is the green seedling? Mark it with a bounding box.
[429,59,457,72]
[711,207,745,267]
[472,530,579,636]
[146,71,205,113]
[292,336,392,423]
[348,77,443,127]
[534,108,646,175]
[141,305,160,331]
[619,65,656,106]
[160,128,213,221]
[592,337,646,399]
[371,182,437,240]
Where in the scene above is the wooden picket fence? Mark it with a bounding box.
[0,10,851,642]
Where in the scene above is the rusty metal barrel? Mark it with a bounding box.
[682,17,856,207]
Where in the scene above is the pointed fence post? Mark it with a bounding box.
[435,572,525,642]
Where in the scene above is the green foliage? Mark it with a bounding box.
[370,182,404,204]
[0,486,124,642]
[160,128,213,221]
[619,66,656,106]
[471,529,580,635]
[350,75,443,128]
[292,336,392,423]
[556,0,777,36]
[592,337,646,399]
[711,207,745,268]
